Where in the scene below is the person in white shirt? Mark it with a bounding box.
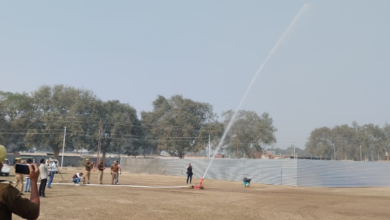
[38,158,49,197]
[116,161,122,184]
[24,159,33,193]
[72,173,85,185]
[47,160,56,188]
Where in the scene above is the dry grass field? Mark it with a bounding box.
[2,167,390,220]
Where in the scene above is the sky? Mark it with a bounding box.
[1,0,389,150]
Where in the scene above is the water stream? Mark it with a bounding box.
[202,3,309,179]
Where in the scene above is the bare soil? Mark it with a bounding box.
[2,167,390,220]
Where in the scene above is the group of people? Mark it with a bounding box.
[0,142,196,220]
[71,160,194,185]
[13,158,57,198]
[71,159,122,185]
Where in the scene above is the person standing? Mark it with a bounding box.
[97,160,105,184]
[14,158,24,194]
[24,159,33,193]
[186,163,193,184]
[47,159,56,188]
[38,159,48,197]
[116,161,122,184]
[0,145,41,220]
[85,159,94,184]
[110,161,119,185]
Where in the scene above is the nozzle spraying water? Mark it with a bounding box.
[202,3,309,179]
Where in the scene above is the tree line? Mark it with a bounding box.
[305,122,390,161]
[0,85,278,159]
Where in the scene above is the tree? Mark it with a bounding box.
[0,91,34,152]
[141,95,218,158]
[332,125,361,160]
[274,146,309,157]
[222,110,277,158]
[81,100,141,162]
[305,122,390,161]
[383,123,390,154]
[305,127,334,159]
[25,85,95,159]
[0,91,12,145]
[196,120,224,155]
[360,124,387,161]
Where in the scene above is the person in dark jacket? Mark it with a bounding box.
[186,163,193,184]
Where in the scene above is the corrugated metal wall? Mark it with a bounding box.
[121,158,390,187]
[296,160,390,187]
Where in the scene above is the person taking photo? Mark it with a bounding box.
[0,145,40,220]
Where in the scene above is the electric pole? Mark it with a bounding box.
[96,119,102,166]
[236,131,239,159]
[208,135,211,159]
[61,126,66,169]
[292,142,295,159]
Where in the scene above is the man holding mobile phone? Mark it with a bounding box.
[0,145,40,220]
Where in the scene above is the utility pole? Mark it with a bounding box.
[360,144,362,161]
[61,126,66,169]
[292,142,295,159]
[236,131,239,159]
[96,119,102,166]
[208,135,211,159]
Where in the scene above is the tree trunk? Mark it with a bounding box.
[102,151,107,166]
[100,138,111,166]
[53,147,60,160]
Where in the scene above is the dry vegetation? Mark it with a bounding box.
[2,167,390,220]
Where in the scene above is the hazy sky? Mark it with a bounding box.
[1,0,389,149]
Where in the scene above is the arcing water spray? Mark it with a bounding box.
[197,4,310,189]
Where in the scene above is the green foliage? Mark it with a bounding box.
[222,110,277,158]
[83,100,142,161]
[273,147,310,157]
[24,85,95,158]
[0,91,33,152]
[305,122,390,161]
[141,95,221,158]
[0,85,142,159]
[1,86,280,160]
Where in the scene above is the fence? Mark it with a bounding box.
[121,158,390,187]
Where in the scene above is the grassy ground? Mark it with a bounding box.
[2,167,390,220]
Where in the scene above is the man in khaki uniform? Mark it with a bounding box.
[0,145,40,220]
[97,160,105,184]
[85,159,94,184]
[14,158,24,194]
[110,161,119,185]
